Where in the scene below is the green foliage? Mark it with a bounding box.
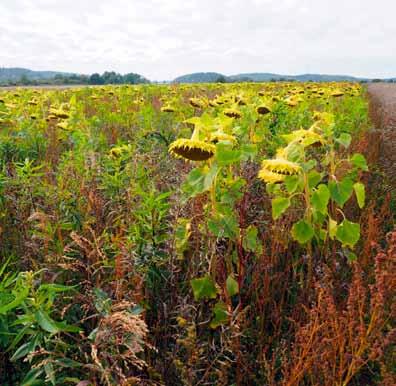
[191,276,217,301]
[0,81,379,385]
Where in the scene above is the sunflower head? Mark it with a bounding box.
[286,99,298,107]
[161,105,176,113]
[189,98,206,109]
[210,130,237,145]
[258,158,302,183]
[50,108,70,119]
[57,121,69,130]
[282,128,325,148]
[258,168,287,183]
[256,104,272,115]
[223,108,242,119]
[169,138,215,161]
[331,90,344,97]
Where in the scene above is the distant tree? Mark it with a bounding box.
[372,79,382,83]
[19,74,30,85]
[89,73,104,85]
[123,73,149,84]
[215,75,227,83]
[102,71,122,84]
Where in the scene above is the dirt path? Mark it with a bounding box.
[367,83,396,185]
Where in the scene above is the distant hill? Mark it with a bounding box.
[230,73,367,82]
[173,72,375,83]
[1,67,394,85]
[0,67,74,82]
[173,72,226,83]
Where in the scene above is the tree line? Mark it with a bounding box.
[0,71,150,86]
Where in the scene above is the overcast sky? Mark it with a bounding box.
[1,0,395,80]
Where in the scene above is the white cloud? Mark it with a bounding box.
[0,0,395,80]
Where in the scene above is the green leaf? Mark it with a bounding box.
[292,220,314,244]
[329,178,354,207]
[346,250,358,262]
[210,301,228,329]
[240,144,257,161]
[336,220,360,248]
[53,321,82,333]
[329,217,338,239]
[11,339,38,361]
[20,367,44,386]
[351,153,368,171]
[44,362,56,386]
[242,225,258,252]
[203,164,219,191]
[271,197,291,220]
[226,275,239,297]
[311,184,330,214]
[216,144,241,166]
[284,175,301,193]
[302,159,317,172]
[208,210,239,239]
[307,170,323,189]
[336,133,352,148]
[183,168,205,197]
[353,182,365,208]
[38,284,76,293]
[0,285,29,315]
[35,310,60,334]
[191,276,217,301]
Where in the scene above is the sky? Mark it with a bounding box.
[1,0,395,80]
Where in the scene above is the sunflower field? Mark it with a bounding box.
[0,82,394,385]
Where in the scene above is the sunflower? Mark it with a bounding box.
[189,97,206,109]
[210,129,237,145]
[331,90,344,97]
[223,108,242,119]
[256,104,271,115]
[50,108,70,119]
[258,157,302,183]
[161,105,176,113]
[282,127,325,148]
[57,121,69,130]
[169,128,215,161]
[285,99,298,107]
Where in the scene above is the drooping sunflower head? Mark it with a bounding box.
[210,129,237,145]
[161,105,176,113]
[223,108,242,119]
[258,157,302,183]
[313,111,335,127]
[189,97,206,109]
[282,128,325,148]
[57,121,69,130]
[50,107,70,119]
[331,90,344,97]
[169,138,215,161]
[169,127,215,161]
[285,98,298,107]
[256,104,272,115]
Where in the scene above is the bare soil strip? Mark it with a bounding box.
[367,83,396,185]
